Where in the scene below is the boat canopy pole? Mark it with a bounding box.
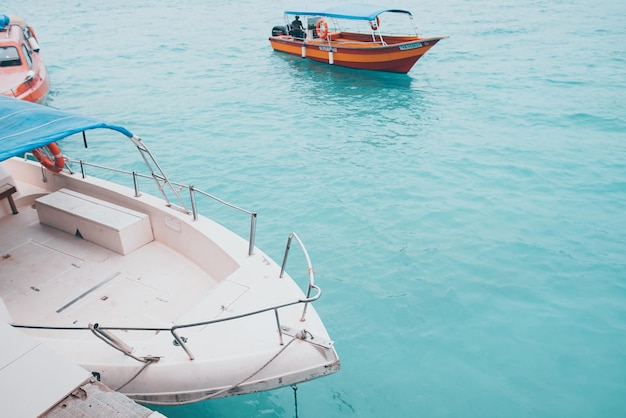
[409,15,422,35]
[128,135,188,212]
[75,131,186,212]
[72,131,184,210]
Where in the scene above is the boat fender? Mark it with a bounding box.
[25,26,40,52]
[370,17,380,31]
[32,142,65,173]
[27,35,40,52]
[316,19,328,38]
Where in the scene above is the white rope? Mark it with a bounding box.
[197,336,298,401]
[116,358,158,391]
[129,335,301,405]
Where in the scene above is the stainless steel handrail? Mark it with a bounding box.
[280,232,318,321]
[12,286,322,361]
[68,158,257,256]
[189,185,257,256]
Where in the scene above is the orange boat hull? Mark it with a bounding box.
[3,67,50,104]
[269,32,446,73]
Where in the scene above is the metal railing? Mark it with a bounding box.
[12,231,321,361]
[15,156,323,360]
[67,157,258,256]
[280,233,317,322]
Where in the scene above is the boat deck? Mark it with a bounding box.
[0,201,219,331]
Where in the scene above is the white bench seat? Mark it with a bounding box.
[35,188,153,255]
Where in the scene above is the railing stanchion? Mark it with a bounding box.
[132,171,140,197]
[280,234,294,278]
[279,233,318,322]
[248,212,257,256]
[190,185,198,221]
[274,309,284,345]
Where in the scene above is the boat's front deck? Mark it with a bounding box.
[0,202,219,332]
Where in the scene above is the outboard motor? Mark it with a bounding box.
[272,25,287,36]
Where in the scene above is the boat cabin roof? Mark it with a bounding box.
[0,15,29,33]
[0,95,133,162]
[0,15,29,67]
[284,3,412,21]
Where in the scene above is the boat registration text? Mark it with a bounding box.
[399,42,423,50]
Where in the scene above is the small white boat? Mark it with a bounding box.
[0,96,340,406]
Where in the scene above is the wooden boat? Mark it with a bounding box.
[269,3,448,73]
[0,96,340,405]
[0,14,49,103]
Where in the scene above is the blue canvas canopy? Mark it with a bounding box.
[0,96,133,162]
[284,3,412,21]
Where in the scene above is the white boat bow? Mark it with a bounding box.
[0,96,340,405]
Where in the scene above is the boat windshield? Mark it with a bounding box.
[0,46,21,67]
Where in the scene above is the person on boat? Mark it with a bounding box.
[291,16,304,30]
[290,16,305,39]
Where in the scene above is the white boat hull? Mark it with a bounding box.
[0,156,339,405]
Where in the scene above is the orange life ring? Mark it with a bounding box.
[32,142,65,173]
[316,19,328,38]
[370,17,380,31]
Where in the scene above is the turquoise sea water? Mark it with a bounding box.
[4,0,626,416]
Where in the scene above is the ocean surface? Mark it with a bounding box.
[4,0,626,416]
